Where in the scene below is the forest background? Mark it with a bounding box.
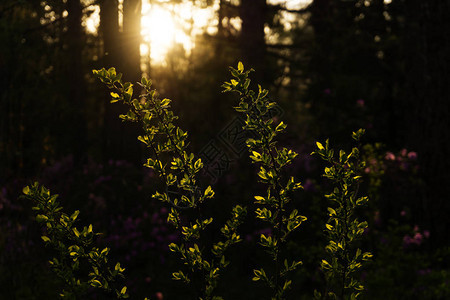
[1,0,449,299]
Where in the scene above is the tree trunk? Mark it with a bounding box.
[66,0,87,163]
[123,0,142,82]
[309,0,332,85]
[240,0,266,82]
[99,0,142,164]
[99,0,119,67]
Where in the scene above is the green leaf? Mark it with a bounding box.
[362,252,373,261]
[244,78,250,90]
[137,135,148,145]
[283,280,292,291]
[194,158,203,171]
[327,207,337,216]
[161,98,171,107]
[90,279,102,288]
[73,228,80,237]
[352,128,365,141]
[70,210,80,221]
[35,214,48,222]
[321,259,332,270]
[356,196,369,206]
[275,121,287,132]
[251,151,261,159]
[120,286,127,295]
[257,167,268,180]
[204,186,215,198]
[107,67,116,76]
[238,61,244,72]
[254,195,265,203]
[22,186,30,195]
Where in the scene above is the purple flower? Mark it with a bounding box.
[403,234,413,247]
[408,151,418,160]
[323,88,331,95]
[413,232,423,245]
[385,152,395,161]
[356,99,365,107]
[403,230,426,248]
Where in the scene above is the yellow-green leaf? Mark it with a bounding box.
[238,61,244,72]
[120,286,127,294]
[22,186,30,195]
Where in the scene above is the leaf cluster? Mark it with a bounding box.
[93,67,247,300]
[22,182,128,299]
[223,62,306,299]
[90,65,373,300]
[312,129,372,300]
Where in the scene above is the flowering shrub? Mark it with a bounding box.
[353,145,450,299]
[403,226,430,249]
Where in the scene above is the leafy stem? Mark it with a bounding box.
[312,129,373,300]
[22,182,128,299]
[223,62,305,299]
[93,67,247,300]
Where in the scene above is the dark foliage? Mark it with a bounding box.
[1,0,449,299]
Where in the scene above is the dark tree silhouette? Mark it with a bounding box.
[401,0,450,246]
[240,0,267,82]
[66,0,87,163]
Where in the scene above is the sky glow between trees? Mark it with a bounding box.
[84,0,312,64]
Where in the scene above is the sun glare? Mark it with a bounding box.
[84,0,312,64]
[141,2,198,64]
[139,0,310,64]
[141,6,175,61]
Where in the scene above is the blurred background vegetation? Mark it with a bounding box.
[1,0,449,299]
